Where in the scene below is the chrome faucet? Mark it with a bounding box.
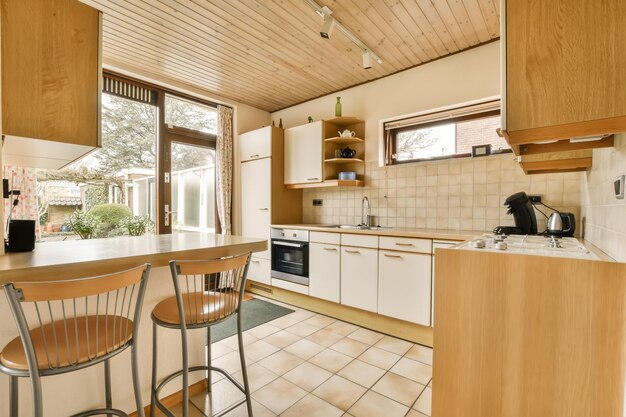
[360,196,371,228]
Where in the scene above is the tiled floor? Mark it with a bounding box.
[164,297,432,417]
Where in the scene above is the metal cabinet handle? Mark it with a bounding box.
[250,154,260,158]
[395,242,414,247]
[345,250,360,254]
[307,177,320,181]
[259,208,269,210]
[323,247,337,251]
[384,254,403,259]
[251,260,260,263]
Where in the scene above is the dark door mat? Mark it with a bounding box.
[210,298,294,343]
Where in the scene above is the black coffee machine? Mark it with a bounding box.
[493,192,538,235]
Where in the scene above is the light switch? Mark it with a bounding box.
[615,175,625,199]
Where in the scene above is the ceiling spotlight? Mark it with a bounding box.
[320,16,335,39]
[362,50,372,69]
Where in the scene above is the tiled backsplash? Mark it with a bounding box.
[303,153,582,233]
[581,134,626,261]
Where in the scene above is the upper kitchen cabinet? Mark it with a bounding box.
[502,0,626,149]
[284,117,365,189]
[1,0,102,168]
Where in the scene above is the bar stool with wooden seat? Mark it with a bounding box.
[0,264,151,417]
[150,253,253,417]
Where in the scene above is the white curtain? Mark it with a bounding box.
[216,105,233,235]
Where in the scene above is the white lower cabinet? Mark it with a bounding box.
[378,250,432,326]
[309,242,340,303]
[340,246,378,312]
[247,256,271,285]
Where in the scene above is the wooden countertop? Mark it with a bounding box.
[0,232,267,284]
[271,224,476,241]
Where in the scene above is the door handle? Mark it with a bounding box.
[345,250,360,254]
[384,254,403,259]
[323,247,337,251]
[395,242,414,247]
[250,154,260,158]
[251,259,260,263]
[307,177,320,181]
[259,208,269,211]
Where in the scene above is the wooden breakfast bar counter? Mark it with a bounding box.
[0,233,267,416]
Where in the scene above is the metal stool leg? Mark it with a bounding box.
[131,339,145,417]
[9,375,18,417]
[181,326,189,417]
[237,312,253,417]
[206,327,212,392]
[150,321,158,417]
[104,359,112,417]
[30,370,43,417]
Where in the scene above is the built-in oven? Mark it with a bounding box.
[271,228,309,286]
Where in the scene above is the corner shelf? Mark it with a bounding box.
[324,136,365,145]
[324,158,365,164]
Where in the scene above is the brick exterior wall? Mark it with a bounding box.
[456,116,508,154]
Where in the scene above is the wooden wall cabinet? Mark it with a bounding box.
[1,0,102,168]
[502,0,626,153]
[240,126,302,284]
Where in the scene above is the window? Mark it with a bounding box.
[384,101,509,165]
[165,95,217,134]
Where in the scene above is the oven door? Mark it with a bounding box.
[271,239,309,286]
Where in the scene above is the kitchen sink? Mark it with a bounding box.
[321,224,391,231]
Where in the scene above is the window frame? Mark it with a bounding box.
[385,106,510,165]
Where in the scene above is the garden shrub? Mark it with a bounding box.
[88,204,132,238]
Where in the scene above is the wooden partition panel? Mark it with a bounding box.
[433,249,626,417]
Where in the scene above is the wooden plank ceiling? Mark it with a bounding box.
[80,0,500,112]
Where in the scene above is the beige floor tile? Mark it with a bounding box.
[306,328,346,347]
[303,314,337,328]
[285,321,321,337]
[252,377,307,414]
[325,320,360,336]
[287,309,317,321]
[347,328,385,345]
[213,351,244,374]
[283,338,325,360]
[257,350,304,375]
[347,390,408,417]
[413,386,432,416]
[246,323,281,340]
[232,362,278,392]
[374,335,413,355]
[406,410,429,417]
[158,400,206,416]
[190,378,244,415]
[337,359,386,388]
[312,375,367,411]
[210,340,234,359]
[330,337,370,358]
[404,344,433,366]
[371,372,425,406]
[283,362,332,392]
[358,346,401,370]
[263,329,301,349]
[222,332,258,350]
[281,393,344,417]
[222,399,276,417]
[243,339,280,362]
[309,348,354,373]
[268,315,301,329]
[390,357,432,385]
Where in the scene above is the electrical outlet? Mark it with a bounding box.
[529,195,542,203]
[312,199,323,206]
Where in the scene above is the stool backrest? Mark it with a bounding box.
[3,264,150,372]
[169,253,251,326]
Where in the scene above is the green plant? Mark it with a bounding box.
[88,204,132,238]
[84,185,109,211]
[67,210,97,239]
[122,215,153,236]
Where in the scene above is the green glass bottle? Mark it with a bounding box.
[335,96,342,117]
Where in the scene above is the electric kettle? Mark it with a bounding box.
[547,212,576,237]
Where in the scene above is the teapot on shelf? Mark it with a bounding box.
[338,129,356,138]
[341,147,357,158]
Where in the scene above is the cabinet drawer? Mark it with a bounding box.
[239,126,272,162]
[248,257,271,285]
[379,236,432,254]
[271,278,309,295]
[341,233,378,249]
[310,231,341,245]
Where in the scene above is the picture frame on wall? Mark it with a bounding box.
[472,144,491,157]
